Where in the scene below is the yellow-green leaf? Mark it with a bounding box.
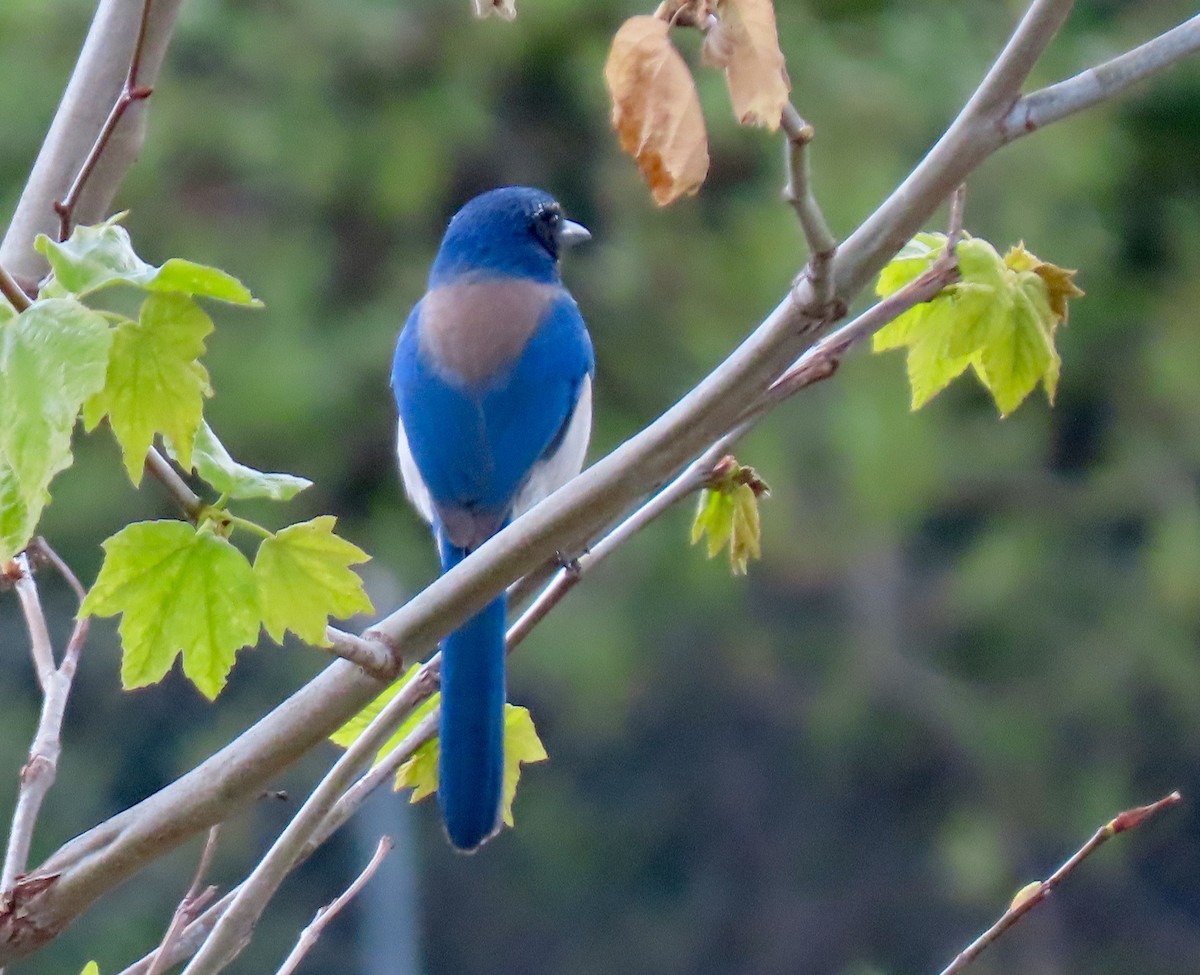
[81,520,260,699]
[36,216,259,305]
[691,458,769,573]
[253,516,373,645]
[0,299,111,558]
[873,234,1079,416]
[80,963,100,975]
[499,705,548,827]
[395,738,440,804]
[84,293,214,483]
[393,704,548,831]
[170,421,311,501]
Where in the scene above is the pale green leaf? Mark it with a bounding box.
[168,421,311,501]
[80,963,100,975]
[35,217,151,296]
[874,233,1074,416]
[330,664,435,756]
[0,462,47,563]
[0,300,111,495]
[84,294,213,482]
[973,284,1057,416]
[729,482,762,575]
[36,217,259,304]
[81,520,260,699]
[253,516,373,644]
[0,299,111,558]
[875,232,945,297]
[146,259,260,305]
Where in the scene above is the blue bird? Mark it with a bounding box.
[391,187,594,850]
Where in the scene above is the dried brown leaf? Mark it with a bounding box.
[704,0,790,130]
[605,16,709,206]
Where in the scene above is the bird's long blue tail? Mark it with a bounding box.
[436,535,506,851]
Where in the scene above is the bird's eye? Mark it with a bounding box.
[532,205,563,255]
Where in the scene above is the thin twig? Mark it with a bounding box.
[2,548,90,894]
[938,791,1182,975]
[0,266,32,312]
[143,448,204,521]
[273,836,393,975]
[54,0,157,241]
[9,555,55,692]
[1006,13,1200,136]
[30,538,88,605]
[946,184,967,249]
[781,103,838,311]
[146,826,222,975]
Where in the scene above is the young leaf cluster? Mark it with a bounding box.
[0,216,375,699]
[690,455,770,574]
[872,233,1084,416]
[604,0,789,205]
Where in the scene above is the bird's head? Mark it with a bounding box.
[429,186,591,286]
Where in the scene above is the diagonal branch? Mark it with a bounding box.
[1006,13,1200,135]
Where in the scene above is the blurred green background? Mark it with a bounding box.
[3,0,1200,972]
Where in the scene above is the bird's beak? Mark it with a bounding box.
[557,219,591,248]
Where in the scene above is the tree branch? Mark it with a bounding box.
[1006,13,1200,135]
[180,668,438,975]
[2,546,90,896]
[781,104,838,311]
[273,836,393,975]
[0,0,185,280]
[0,266,32,312]
[937,791,1182,975]
[54,0,157,241]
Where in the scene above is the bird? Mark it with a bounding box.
[391,187,594,850]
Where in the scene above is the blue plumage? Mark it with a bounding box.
[391,187,594,850]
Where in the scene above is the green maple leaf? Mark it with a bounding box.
[0,299,111,559]
[83,293,214,482]
[81,520,261,699]
[168,421,312,501]
[253,516,374,645]
[873,234,1081,416]
[36,216,259,305]
[393,704,548,830]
